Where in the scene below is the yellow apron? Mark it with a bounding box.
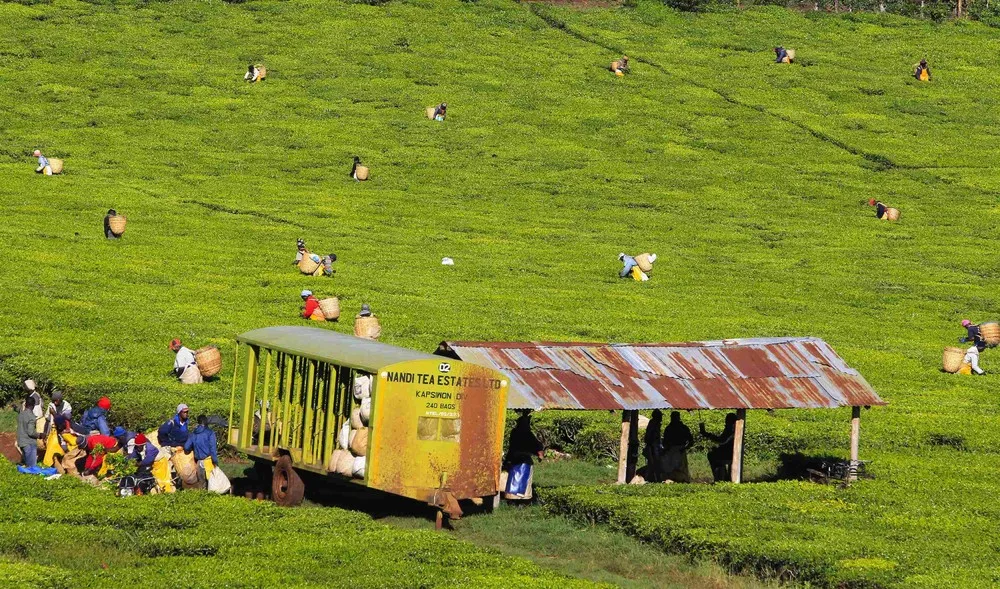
[152,458,176,493]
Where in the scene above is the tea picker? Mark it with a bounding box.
[618,252,657,281]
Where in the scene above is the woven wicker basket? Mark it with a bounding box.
[886,208,900,221]
[256,65,266,81]
[426,106,436,120]
[786,49,796,61]
[980,322,1000,347]
[319,297,340,321]
[611,60,620,71]
[108,215,127,236]
[942,347,965,373]
[298,256,320,275]
[355,165,370,181]
[635,253,653,273]
[195,346,222,378]
[354,315,381,340]
[49,158,64,174]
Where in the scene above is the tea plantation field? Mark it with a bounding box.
[1,0,998,586]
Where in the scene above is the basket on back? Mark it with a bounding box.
[355,166,370,181]
[354,316,381,340]
[886,208,900,221]
[318,297,340,321]
[256,65,267,81]
[49,158,64,174]
[942,347,965,373]
[298,256,320,275]
[426,106,436,120]
[980,322,1000,347]
[786,49,796,61]
[635,253,654,273]
[196,346,223,378]
[108,215,127,236]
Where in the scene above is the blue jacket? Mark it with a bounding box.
[183,425,219,466]
[80,407,110,436]
[158,415,190,447]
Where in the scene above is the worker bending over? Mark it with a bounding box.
[432,102,447,121]
[76,396,112,436]
[868,199,890,219]
[300,290,324,321]
[104,209,121,240]
[33,150,51,175]
[960,319,986,352]
[170,339,203,384]
[774,47,792,64]
[914,59,931,81]
[244,63,260,83]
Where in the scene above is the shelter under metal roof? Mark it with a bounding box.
[238,326,438,373]
[440,337,886,411]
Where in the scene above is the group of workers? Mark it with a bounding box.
[294,238,337,276]
[641,410,738,483]
[15,383,226,492]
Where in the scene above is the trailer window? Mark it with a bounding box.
[417,417,461,443]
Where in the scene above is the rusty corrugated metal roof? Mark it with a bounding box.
[440,337,886,410]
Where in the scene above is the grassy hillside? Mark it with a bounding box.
[1,0,999,585]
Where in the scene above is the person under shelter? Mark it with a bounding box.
[661,411,694,483]
[640,410,664,482]
[503,410,543,500]
[701,413,737,483]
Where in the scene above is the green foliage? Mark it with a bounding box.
[0,0,999,585]
[0,461,598,587]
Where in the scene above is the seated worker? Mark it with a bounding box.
[321,253,337,276]
[432,102,447,121]
[158,404,191,448]
[83,433,120,477]
[170,338,203,385]
[76,396,112,436]
[244,63,259,83]
[131,433,159,473]
[700,414,737,483]
[914,59,931,81]
[184,414,221,486]
[868,199,889,219]
[775,46,790,63]
[300,290,324,321]
[103,209,120,240]
[33,150,51,175]
[960,319,987,352]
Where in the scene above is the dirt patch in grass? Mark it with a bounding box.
[0,432,21,464]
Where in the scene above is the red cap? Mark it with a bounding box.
[868,198,876,206]
[169,338,182,351]
[97,396,111,410]
[135,433,147,445]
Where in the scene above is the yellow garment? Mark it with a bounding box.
[919,69,929,81]
[42,430,62,467]
[203,456,215,479]
[781,56,791,64]
[98,449,120,478]
[959,362,972,375]
[310,309,326,321]
[152,457,176,493]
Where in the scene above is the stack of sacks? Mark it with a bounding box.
[331,373,373,479]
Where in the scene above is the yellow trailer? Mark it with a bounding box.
[228,327,509,519]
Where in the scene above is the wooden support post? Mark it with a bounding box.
[849,406,861,482]
[731,409,746,484]
[617,410,630,484]
[626,410,639,483]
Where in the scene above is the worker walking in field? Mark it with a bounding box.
[661,411,694,483]
[960,319,987,352]
[170,338,203,384]
[503,410,544,501]
[75,396,112,436]
[701,413,737,483]
[17,395,43,468]
[300,290,325,321]
[33,150,52,175]
[914,59,931,81]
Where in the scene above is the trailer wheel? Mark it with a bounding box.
[272,455,304,507]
